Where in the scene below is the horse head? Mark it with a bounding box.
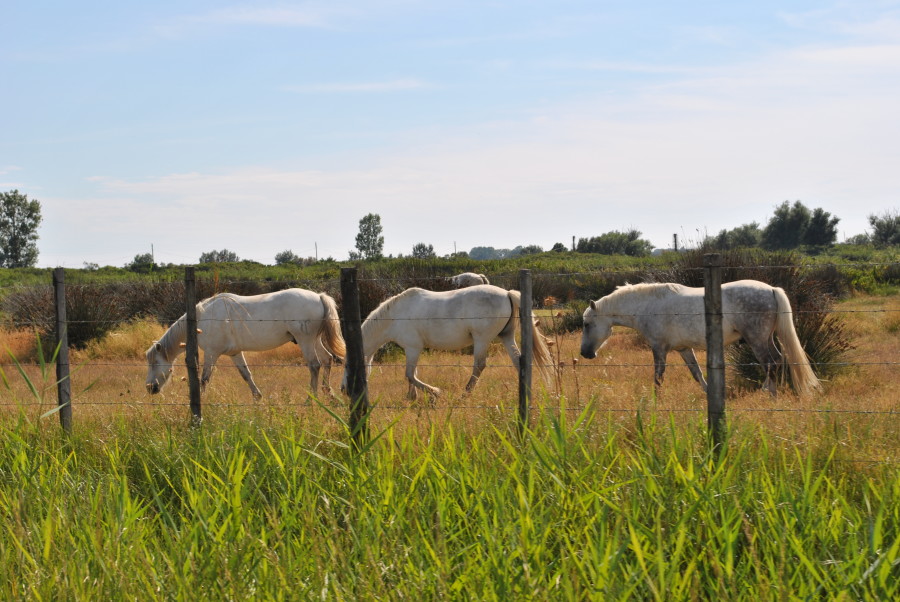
[580,299,613,359]
[145,341,175,394]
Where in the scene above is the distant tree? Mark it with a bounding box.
[869,210,900,247]
[709,222,762,250]
[355,213,384,260]
[519,244,544,255]
[469,246,499,260]
[761,201,841,249]
[449,251,469,259]
[802,207,840,246]
[411,242,436,259]
[843,233,871,246]
[550,242,567,253]
[576,229,653,257]
[83,262,99,271]
[275,249,302,265]
[199,249,240,263]
[0,189,43,268]
[761,201,811,250]
[127,252,156,273]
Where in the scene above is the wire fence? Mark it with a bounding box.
[0,262,897,428]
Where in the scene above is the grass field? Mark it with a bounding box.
[1,295,898,598]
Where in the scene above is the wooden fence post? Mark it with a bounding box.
[340,268,369,446]
[518,269,534,436]
[53,268,72,433]
[184,267,202,425]
[703,254,726,450]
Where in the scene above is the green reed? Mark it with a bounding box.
[0,399,898,600]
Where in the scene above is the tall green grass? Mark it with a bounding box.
[1,407,898,600]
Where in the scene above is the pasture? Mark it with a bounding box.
[0,294,898,598]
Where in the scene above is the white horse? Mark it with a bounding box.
[146,288,346,399]
[580,280,821,395]
[349,284,554,399]
[450,272,490,288]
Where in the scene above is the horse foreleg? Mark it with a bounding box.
[465,341,491,393]
[651,348,668,391]
[230,352,263,400]
[405,347,440,401]
[200,354,219,394]
[678,349,708,392]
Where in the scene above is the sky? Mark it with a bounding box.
[3,0,899,268]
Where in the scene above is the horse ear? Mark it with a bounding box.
[589,300,597,311]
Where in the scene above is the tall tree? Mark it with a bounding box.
[802,208,840,246]
[355,213,384,260]
[869,210,900,247]
[761,200,811,250]
[0,190,43,268]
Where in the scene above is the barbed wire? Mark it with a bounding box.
[0,260,897,291]
[2,360,897,371]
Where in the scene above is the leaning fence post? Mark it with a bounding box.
[518,269,534,436]
[703,253,726,450]
[340,267,369,446]
[53,268,72,433]
[184,267,202,425]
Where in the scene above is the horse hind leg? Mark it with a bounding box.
[464,340,491,394]
[315,337,334,395]
[745,334,781,397]
[230,352,263,400]
[296,336,322,399]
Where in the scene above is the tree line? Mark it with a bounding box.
[1,190,897,270]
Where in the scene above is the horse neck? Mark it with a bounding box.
[159,316,188,360]
[360,312,392,357]
[602,290,645,329]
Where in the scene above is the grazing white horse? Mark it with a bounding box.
[450,272,490,288]
[349,285,554,399]
[146,288,346,399]
[580,280,821,395]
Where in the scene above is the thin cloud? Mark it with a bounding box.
[283,78,430,93]
[153,3,355,37]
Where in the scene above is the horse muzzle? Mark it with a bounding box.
[147,382,161,394]
[580,347,596,360]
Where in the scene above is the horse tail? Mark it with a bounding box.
[531,318,555,388]
[505,290,555,387]
[772,287,821,394]
[505,290,521,336]
[318,293,346,361]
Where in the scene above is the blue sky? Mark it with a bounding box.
[3,1,899,267]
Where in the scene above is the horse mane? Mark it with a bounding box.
[613,282,683,299]
[366,287,425,322]
[156,315,188,360]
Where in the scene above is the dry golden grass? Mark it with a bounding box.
[2,295,898,457]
